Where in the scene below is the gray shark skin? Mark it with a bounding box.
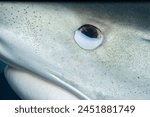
[0,2,150,99]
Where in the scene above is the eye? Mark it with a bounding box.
[74,24,104,50]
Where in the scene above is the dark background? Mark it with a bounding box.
[0,62,21,100]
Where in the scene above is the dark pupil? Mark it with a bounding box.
[79,24,98,38]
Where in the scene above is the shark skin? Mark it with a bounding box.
[0,2,150,99]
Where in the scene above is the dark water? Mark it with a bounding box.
[0,62,21,100]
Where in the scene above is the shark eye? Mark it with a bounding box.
[74,24,104,50]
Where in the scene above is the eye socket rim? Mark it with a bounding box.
[74,24,104,51]
[78,24,102,38]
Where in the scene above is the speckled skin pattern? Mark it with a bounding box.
[0,2,150,99]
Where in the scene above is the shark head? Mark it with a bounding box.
[1,2,150,99]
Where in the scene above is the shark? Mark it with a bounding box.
[0,2,150,99]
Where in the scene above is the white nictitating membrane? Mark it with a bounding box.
[74,30,104,50]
